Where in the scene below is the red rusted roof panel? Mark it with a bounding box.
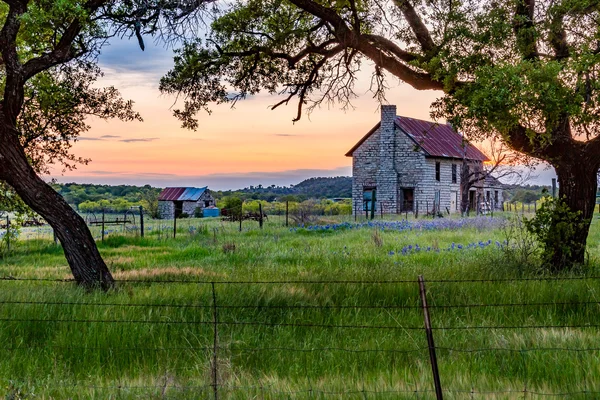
[158,187,186,201]
[395,116,488,161]
[345,116,489,162]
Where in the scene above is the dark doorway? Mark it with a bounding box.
[174,201,183,218]
[401,188,414,211]
[469,191,476,212]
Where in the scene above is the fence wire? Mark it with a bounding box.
[0,276,598,398]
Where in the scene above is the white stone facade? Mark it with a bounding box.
[349,106,503,215]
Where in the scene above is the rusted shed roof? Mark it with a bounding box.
[158,187,186,201]
[345,116,488,162]
[158,187,207,201]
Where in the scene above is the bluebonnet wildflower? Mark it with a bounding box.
[291,217,504,233]
[392,239,497,257]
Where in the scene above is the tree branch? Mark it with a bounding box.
[362,34,418,63]
[286,0,443,90]
[392,0,436,54]
[548,9,570,60]
[0,0,29,125]
[22,0,108,80]
[513,0,539,61]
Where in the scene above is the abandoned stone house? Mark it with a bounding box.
[346,105,504,215]
[157,187,216,219]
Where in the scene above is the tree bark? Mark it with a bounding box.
[552,158,600,267]
[460,161,471,216]
[0,122,114,289]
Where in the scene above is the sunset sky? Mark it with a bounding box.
[52,37,556,190]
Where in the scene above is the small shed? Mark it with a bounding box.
[157,187,216,219]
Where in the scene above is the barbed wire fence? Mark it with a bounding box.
[0,275,599,398]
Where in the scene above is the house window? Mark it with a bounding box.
[494,190,499,205]
[452,164,457,183]
[435,162,441,181]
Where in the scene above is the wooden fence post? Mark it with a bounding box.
[259,203,264,229]
[370,189,376,220]
[101,209,105,242]
[173,215,177,239]
[418,275,443,400]
[139,206,144,238]
[5,216,9,253]
[286,201,289,227]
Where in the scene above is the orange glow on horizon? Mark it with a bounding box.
[54,73,443,185]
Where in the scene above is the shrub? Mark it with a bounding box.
[222,196,243,218]
[178,212,189,219]
[524,196,589,271]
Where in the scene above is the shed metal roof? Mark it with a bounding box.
[345,116,488,162]
[158,187,207,201]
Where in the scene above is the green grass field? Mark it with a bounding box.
[0,213,599,399]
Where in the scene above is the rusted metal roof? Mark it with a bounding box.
[345,116,488,162]
[158,187,207,201]
[396,116,488,161]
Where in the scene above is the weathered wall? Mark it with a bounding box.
[158,201,175,219]
[352,128,381,215]
[181,191,216,216]
[415,158,462,214]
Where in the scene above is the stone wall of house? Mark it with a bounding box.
[394,124,427,212]
[414,158,462,214]
[482,187,504,210]
[352,128,381,215]
[158,201,175,219]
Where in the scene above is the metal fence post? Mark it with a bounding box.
[101,209,105,242]
[418,275,443,400]
[139,206,144,238]
[286,201,289,227]
[259,203,263,229]
[173,216,177,239]
[211,282,219,400]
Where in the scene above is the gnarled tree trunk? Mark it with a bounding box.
[551,159,600,268]
[0,122,114,290]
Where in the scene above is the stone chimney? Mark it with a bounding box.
[377,105,398,214]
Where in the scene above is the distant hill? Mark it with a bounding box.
[293,176,352,198]
[213,176,352,201]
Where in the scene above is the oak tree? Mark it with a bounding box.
[0,0,210,288]
[161,0,600,268]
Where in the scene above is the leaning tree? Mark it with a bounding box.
[0,0,212,288]
[160,0,600,268]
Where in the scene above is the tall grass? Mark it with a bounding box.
[0,213,598,398]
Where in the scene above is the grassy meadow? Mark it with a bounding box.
[0,212,599,399]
